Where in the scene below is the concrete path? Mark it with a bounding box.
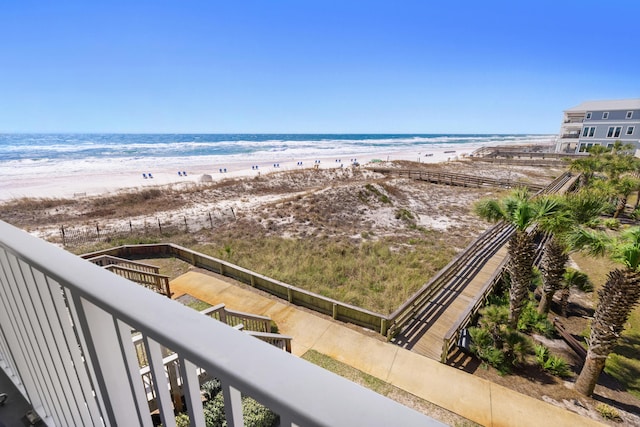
[170,270,603,427]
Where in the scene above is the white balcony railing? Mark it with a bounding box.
[0,220,442,427]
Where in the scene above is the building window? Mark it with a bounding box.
[607,126,622,138]
[603,112,609,119]
[627,111,634,119]
[582,126,596,137]
[586,112,592,120]
[579,144,587,152]
[627,126,635,135]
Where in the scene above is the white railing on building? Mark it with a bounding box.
[0,220,442,427]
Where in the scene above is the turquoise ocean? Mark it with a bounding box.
[0,133,554,199]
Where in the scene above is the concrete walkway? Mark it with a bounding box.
[170,270,603,427]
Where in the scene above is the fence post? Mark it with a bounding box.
[60,225,66,246]
[380,318,388,336]
[184,217,188,232]
[157,218,162,234]
[129,220,133,232]
[230,207,236,220]
[208,212,213,228]
[96,224,100,238]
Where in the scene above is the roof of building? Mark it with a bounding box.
[565,98,640,112]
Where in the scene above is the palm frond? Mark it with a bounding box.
[511,201,536,231]
[621,227,640,246]
[474,199,505,223]
[565,228,609,257]
[613,244,640,270]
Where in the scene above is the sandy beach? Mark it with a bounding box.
[0,144,483,201]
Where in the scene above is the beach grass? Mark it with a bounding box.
[70,230,455,315]
[190,234,454,315]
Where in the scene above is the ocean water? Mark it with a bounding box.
[0,133,556,199]
[0,134,551,168]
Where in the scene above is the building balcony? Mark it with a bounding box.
[560,133,581,139]
[0,220,439,427]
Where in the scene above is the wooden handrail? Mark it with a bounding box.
[104,264,171,297]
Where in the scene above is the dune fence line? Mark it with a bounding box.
[59,207,236,247]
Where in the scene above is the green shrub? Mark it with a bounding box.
[595,403,622,422]
[468,304,532,374]
[270,321,279,334]
[201,378,222,401]
[602,218,620,230]
[394,208,414,221]
[534,344,572,378]
[175,412,190,427]
[203,393,278,427]
[517,301,555,337]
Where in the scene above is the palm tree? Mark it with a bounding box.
[612,176,640,219]
[537,203,572,314]
[537,192,608,314]
[569,156,601,188]
[558,268,592,317]
[475,189,560,328]
[568,227,640,396]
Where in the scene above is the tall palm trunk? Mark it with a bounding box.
[559,287,571,316]
[575,268,640,396]
[506,229,536,329]
[538,236,569,314]
[613,196,627,219]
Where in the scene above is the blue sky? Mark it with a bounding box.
[0,1,638,134]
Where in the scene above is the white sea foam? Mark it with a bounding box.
[0,134,556,200]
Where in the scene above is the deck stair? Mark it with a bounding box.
[86,254,172,297]
[133,303,292,410]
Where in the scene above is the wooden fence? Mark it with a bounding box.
[370,168,545,192]
[83,243,391,335]
[59,208,236,247]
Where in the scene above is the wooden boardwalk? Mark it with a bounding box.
[391,172,580,361]
[392,244,508,360]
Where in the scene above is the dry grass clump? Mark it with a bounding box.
[192,234,453,315]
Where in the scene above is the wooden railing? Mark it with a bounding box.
[386,221,514,339]
[1,220,436,427]
[85,254,160,274]
[201,304,272,334]
[246,331,293,353]
[440,257,508,362]
[553,319,587,360]
[438,172,576,362]
[370,168,545,192]
[104,264,171,297]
